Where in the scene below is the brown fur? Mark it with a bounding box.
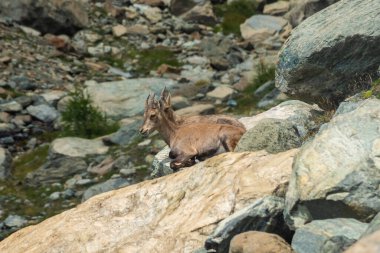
[139,94,245,170]
[159,87,246,130]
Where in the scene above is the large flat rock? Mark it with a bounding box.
[50,137,109,158]
[276,0,380,104]
[85,78,176,120]
[0,0,88,35]
[0,149,298,253]
[285,98,380,229]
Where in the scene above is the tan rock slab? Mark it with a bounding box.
[263,1,290,15]
[0,149,298,253]
[344,230,380,253]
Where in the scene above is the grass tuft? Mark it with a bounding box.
[213,0,257,36]
[233,61,275,114]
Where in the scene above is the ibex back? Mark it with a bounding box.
[159,87,246,130]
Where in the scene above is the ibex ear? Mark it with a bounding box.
[165,92,171,107]
[160,87,171,107]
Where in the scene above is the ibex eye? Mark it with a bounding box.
[150,115,156,119]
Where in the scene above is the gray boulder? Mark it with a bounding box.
[0,101,23,113]
[0,0,88,35]
[84,78,176,120]
[104,120,142,147]
[25,156,87,186]
[235,118,302,154]
[151,146,172,178]
[26,104,59,123]
[205,196,291,253]
[361,213,380,239]
[82,177,131,202]
[292,219,367,253]
[239,100,323,132]
[25,137,108,186]
[285,0,340,27]
[0,148,12,180]
[4,215,27,228]
[276,0,380,105]
[285,98,380,229]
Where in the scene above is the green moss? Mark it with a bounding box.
[194,79,210,87]
[36,131,62,143]
[362,90,373,99]
[99,54,125,69]
[134,47,181,75]
[12,145,50,180]
[213,0,257,36]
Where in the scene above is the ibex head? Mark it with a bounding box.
[139,93,160,136]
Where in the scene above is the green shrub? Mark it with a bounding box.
[234,61,276,114]
[61,88,119,138]
[213,0,257,35]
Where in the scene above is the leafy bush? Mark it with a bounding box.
[61,88,119,138]
[213,0,257,35]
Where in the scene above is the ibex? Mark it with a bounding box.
[139,94,245,170]
[159,87,246,130]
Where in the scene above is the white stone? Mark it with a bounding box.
[50,137,109,158]
[0,101,23,112]
[206,85,235,101]
[240,15,288,42]
[112,25,127,37]
[263,1,290,15]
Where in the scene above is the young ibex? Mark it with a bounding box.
[139,94,245,170]
[159,87,246,130]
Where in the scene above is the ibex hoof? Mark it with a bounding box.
[170,161,183,171]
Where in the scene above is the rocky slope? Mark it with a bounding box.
[1,0,380,252]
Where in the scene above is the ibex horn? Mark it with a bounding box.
[160,86,168,100]
[145,94,150,107]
